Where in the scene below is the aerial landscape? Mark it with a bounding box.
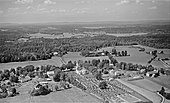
[0,0,170,103]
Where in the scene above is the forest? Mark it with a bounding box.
[0,23,170,63]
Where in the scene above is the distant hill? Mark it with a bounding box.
[1,20,170,27]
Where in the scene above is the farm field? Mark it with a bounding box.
[126,78,170,103]
[0,52,108,71]
[0,56,63,70]
[128,78,170,92]
[98,45,170,68]
[28,33,74,39]
[1,45,170,71]
[117,79,162,103]
[149,75,170,89]
[106,33,148,37]
[63,52,109,63]
[0,79,102,103]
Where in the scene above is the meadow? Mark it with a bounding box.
[0,80,101,103]
[1,45,169,71]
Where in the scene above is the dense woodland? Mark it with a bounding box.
[0,23,170,63]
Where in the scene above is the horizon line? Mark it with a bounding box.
[0,19,170,25]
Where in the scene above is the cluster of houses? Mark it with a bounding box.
[74,59,161,81]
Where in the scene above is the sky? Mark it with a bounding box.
[0,0,170,23]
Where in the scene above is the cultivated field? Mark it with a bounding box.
[126,78,170,103]
[128,78,169,92]
[117,79,162,103]
[106,33,148,37]
[98,45,170,68]
[0,80,102,103]
[0,56,63,70]
[1,45,170,71]
[28,33,74,39]
[63,52,109,63]
[149,75,170,89]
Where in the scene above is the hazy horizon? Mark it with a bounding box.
[0,0,170,23]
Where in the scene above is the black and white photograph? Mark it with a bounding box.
[0,0,170,103]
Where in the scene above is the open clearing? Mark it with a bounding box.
[149,75,170,89]
[1,45,170,71]
[117,79,162,103]
[0,56,63,70]
[0,80,102,103]
[126,78,170,103]
[106,33,148,37]
[98,45,170,68]
[28,33,74,39]
[128,78,169,92]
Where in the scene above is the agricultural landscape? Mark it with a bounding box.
[0,20,170,103]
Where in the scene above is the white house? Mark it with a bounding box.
[47,71,54,77]
[146,70,158,77]
[53,52,58,56]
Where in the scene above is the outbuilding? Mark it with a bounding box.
[146,70,158,77]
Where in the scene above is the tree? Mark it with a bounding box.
[60,72,67,81]
[60,64,67,70]
[3,69,10,80]
[165,70,170,76]
[74,61,77,66]
[28,72,35,78]
[121,51,125,56]
[159,68,165,74]
[53,69,62,82]
[103,63,109,70]
[109,57,118,66]
[115,63,121,69]
[9,76,19,83]
[117,52,121,56]
[112,48,117,54]
[147,65,154,72]
[97,62,105,69]
[124,50,127,56]
[53,69,67,82]
[10,88,17,94]
[80,50,90,57]
[66,61,75,70]
[78,60,83,67]
[24,65,34,72]
[10,68,16,75]
[35,67,40,71]
[159,87,165,95]
[92,59,98,66]
[95,71,103,80]
[99,81,107,89]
